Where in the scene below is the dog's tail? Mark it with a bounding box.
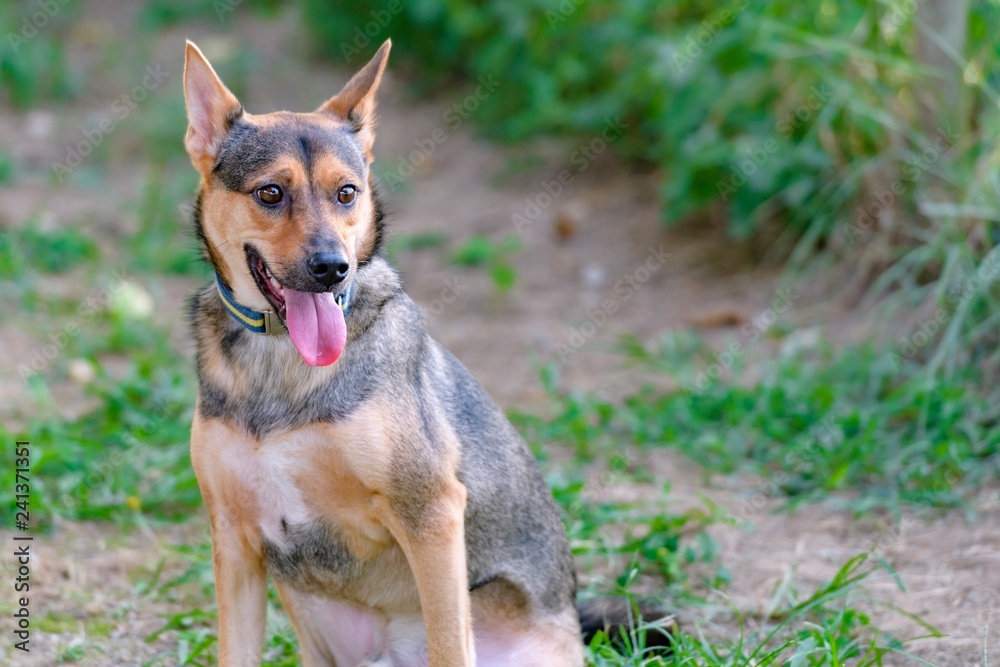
[577,598,676,651]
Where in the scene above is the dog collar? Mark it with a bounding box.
[214,273,352,336]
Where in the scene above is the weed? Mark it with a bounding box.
[0,7,82,109]
[0,223,99,279]
[517,337,1000,514]
[450,234,521,292]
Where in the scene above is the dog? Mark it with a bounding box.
[183,38,669,666]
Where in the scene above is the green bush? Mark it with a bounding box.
[0,2,82,108]
[303,0,1000,246]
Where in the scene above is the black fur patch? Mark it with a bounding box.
[190,191,218,268]
[263,520,359,586]
[362,175,387,264]
[196,362,377,440]
[212,116,366,193]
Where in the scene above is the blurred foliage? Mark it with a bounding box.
[138,0,283,29]
[303,0,1000,249]
[306,0,1000,390]
[0,224,98,278]
[450,233,521,291]
[0,1,82,108]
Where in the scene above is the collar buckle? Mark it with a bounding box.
[262,309,284,335]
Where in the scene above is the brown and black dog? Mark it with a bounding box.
[183,39,668,666]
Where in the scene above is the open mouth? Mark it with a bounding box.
[246,246,287,320]
[245,245,350,321]
[242,245,350,367]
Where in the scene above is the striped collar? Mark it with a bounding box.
[214,273,352,336]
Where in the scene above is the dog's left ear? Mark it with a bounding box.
[317,39,391,160]
[184,40,243,175]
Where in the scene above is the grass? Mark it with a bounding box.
[0,1,991,664]
[514,334,1000,515]
[3,292,968,663]
[0,3,82,109]
[584,555,940,666]
[4,325,974,663]
[449,234,521,292]
[0,224,99,279]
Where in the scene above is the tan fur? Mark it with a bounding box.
[196,114,380,312]
[192,389,474,664]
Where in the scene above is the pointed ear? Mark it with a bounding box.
[317,39,391,158]
[183,40,243,174]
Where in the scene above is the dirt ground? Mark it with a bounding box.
[0,5,997,666]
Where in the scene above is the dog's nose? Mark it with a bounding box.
[306,252,350,288]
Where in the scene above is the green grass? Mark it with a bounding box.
[126,472,939,666]
[450,234,521,292]
[5,310,966,663]
[128,167,210,277]
[0,2,988,663]
[584,555,939,666]
[0,224,99,279]
[4,220,980,666]
[0,3,82,109]
[121,463,937,666]
[515,336,1000,515]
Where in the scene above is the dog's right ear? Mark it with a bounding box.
[183,40,242,175]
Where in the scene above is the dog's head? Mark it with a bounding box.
[183,39,390,367]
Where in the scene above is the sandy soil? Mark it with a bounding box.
[0,4,996,665]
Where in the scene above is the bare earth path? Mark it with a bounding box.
[0,7,996,665]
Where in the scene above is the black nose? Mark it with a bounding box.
[306,252,350,288]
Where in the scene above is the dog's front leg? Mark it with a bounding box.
[192,414,268,666]
[380,481,475,667]
[212,517,268,666]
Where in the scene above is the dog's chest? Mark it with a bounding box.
[235,425,416,606]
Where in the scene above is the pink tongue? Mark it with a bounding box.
[283,288,347,367]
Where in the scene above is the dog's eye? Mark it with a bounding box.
[256,185,283,205]
[337,185,357,205]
